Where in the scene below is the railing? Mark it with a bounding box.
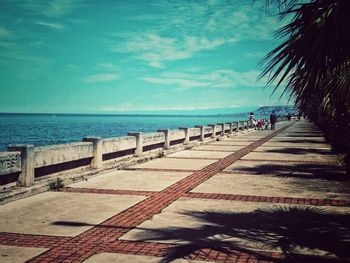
[0,120,254,187]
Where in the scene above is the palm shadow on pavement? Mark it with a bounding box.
[229,162,349,181]
[133,206,350,263]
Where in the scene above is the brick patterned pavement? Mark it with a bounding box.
[1,122,348,263]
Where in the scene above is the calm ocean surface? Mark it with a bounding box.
[0,113,267,151]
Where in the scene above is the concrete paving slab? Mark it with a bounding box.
[191,173,350,200]
[253,146,331,152]
[224,160,347,179]
[241,130,274,136]
[212,141,252,146]
[120,198,350,256]
[0,192,146,237]
[0,245,48,263]
[279,125,318,132]
[83,253,211,263]
[261,141,331,148]
[192,145,245,152]
[277,134,325,139]
[229,135,263,139]
[131,158,216,171]
[167,150,231,159]
[278,132,323,137]
[253,146,332,156]
[69,170,191,192]
[225,160,299,173]
[242,152,338,162]
[270,136,326,142]
[281,129,319,133]
[221,137,260,142]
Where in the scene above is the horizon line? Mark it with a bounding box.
[0,112,256,117]
[0,105,294,117]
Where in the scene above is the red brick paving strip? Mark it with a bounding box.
[0,232,70,248]
[184,192,350,207]
[64,186,350,207]
[0,123,311,262]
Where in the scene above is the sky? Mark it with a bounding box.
[0,0,292,114]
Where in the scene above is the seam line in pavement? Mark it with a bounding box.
[64,187,157,197]
[122,167,197,173]
[191,149,238,152]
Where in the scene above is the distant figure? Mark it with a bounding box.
[270,111,277,130]
[287,113,292,121]
[249,112,255,128]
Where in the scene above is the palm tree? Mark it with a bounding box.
[261,0,350,171]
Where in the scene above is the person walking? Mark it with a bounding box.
[270,111,277,130]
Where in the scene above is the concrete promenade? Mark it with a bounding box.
[0,120,349,263]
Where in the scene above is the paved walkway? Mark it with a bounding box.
[0,120,349,263]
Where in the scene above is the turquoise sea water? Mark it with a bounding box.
[0,113,268,151]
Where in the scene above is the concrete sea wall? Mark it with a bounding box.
[0,120,253,188]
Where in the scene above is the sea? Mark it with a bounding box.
[0,113,268,151]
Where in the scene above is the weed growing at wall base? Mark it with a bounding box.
[49,177,64,191]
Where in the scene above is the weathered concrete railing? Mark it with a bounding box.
[0,120,254,187]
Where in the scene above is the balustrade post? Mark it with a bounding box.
[8,144,35,187]
[158,129,170,149]
[239,121,244,131]
[195,126,205,141]
[226,122,233,134]
[83,137,102,169]
[179,127,190,144]
[233,122,239,132]
[208,124,216,139]
[218,123,225,136]
[128,132,143,156]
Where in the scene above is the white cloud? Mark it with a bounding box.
[142,69,268,90]
[100,104,238,112]
[143,76,208,88]
[82,73,120,82]
[35,20,64,30]
[111,0,281,68]
[114,33,227,68]
[96,62,120,72]
[126,1,280,40]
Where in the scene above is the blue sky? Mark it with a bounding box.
[0,0,291,114]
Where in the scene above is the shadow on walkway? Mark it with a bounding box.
[272,138,326,144]
[278,134,324,138]
[133,207,350,263]
[262,147,332,155]
[231,163,349,180]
